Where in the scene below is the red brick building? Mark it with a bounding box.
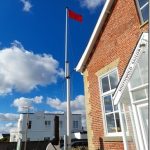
[76,0,148,149]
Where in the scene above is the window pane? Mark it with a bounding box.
[130,66,142,88]
[114,105,118,111]
[45,120,51,126]
[139,105,148,139]
[138,0,148,7]
[132,88,146,101]
[115,113,121,132]
[48,121,51,125]
[106,114,116,133]
[141,3,149,22]
[73,121,78,129]
[28,121,32,129]
[139,48,148,83]
[109,71,118,89]
[146,88,148,97]
[121,107,128,132]
[101,76,110,93]
[45,121,47,125]
[104,95,113,113]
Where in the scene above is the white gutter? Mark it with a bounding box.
[76,0,115,73]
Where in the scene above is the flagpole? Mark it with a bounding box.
[65,7,71,150]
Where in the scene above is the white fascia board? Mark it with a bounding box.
[76,0,115,73]
[113,32,148,105]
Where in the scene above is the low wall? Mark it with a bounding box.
[0,141,50,150]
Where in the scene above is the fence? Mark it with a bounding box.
[0,141,49,150]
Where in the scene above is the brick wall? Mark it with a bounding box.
[83,0,148,149]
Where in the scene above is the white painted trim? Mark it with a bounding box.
[113,32,148,105]
[98,68,122,136]
[98,74,107,135]
[136,103,148,149]
[128,105,140,150]
[128,83,146,150]
[118,103,128,150]
[76,0,115,73]
[129,83,148,92]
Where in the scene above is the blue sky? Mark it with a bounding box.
[0,0,105,135]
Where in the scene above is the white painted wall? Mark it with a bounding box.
[10,112,82,142]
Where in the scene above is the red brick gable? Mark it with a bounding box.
[77,0,148,149]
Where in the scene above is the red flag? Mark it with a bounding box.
[68,9,82,22]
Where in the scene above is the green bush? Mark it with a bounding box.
[0,137,10,142]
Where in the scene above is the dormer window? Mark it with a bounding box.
[135,0,149,23]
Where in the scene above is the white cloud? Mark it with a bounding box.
[0,41,64,95]
[47,95,86,127]
[47,95,85,111]
[20,0,32,12]
[33,96,43,104]
[47,98,63,109]
[80,0,105,10]
[0,113,19,121]
[0,113,18,136]
[12,96,43,112]
[0,122,17,135]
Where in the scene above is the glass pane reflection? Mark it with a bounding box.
[115,113,121,132]
[104,95,113,113]
[110,71,118,90]
[102,76,110,93]
[132,89,146,101]
[130,66,142,88]
[138,0,148,7]
[141,3,149,22]
[106,114,116,133]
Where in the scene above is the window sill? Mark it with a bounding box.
[140,20,148,28]
[103,136,133,142]
[103,136,123,142]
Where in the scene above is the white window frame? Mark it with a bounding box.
[135,0,149,23]
[73,120,79,129]
[128,78,148,149]
[137,103,148,148]
[99,68,122,136]
[128,83,148,150]
[45,120,51,127]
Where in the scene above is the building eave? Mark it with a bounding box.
[76,0,115,73]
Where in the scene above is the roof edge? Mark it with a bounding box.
[76,0,115,73]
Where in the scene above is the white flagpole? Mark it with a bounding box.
[65,7,71,150]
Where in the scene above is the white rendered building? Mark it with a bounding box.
[10,111,82,142]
